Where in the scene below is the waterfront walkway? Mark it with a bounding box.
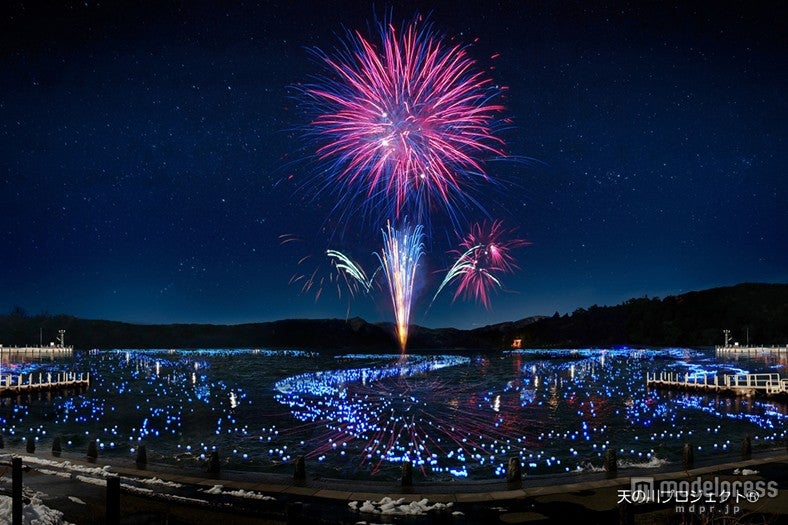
[0,371,89,396]
[716,345,788,354]
[646,371,788,397]
[1,447,787,524]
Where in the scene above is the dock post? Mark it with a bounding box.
[52,436,62,456]
[12,456,22,525]
[25,436,35,454]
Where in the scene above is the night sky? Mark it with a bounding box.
[1,1,785,329]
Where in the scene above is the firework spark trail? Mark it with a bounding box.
[282,235,379,311]
[376,222,425,351]
[290,15,527,335]
[302,16,507,224]
[430,244,486,308]
[432,220,529,308]
[459,220,527,273]
[326,249,374,293]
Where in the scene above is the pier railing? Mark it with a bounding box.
[0,371,90,395]
[715,345,787,354]
[646,371,787,396]
[0,345,74,355]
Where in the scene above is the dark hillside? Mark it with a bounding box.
[489,283,788,348]
[1,283,785,350]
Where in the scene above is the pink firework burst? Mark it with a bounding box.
[302,15,507,222]
[434,220,529,309]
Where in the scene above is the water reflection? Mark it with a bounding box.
[0,347,784,481]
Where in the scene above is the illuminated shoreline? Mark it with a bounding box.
[0,348,785,482]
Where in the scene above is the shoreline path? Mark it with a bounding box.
[1,447,786,524]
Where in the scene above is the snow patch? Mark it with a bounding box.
[74,475,105,487]
[21,457,113,478]
[0,494,73,525]
[349,496,453,516]
[132,477,182,488]
[200,485,276,501]
[619,456,669,469]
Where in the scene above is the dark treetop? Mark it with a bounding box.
[2,283,786,350]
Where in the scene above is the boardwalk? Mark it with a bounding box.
[646,371,788,397]
[0,371,90,396]
[0,345,74,360]
[715,345,787,355]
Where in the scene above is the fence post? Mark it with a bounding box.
[208,451,221,476]
[604,449,617,478]
[135,444,147,468]
[293,455,306,481]
[507,456,522,484]
[87,439,98,461]
[618,499,634,525]
[683,443,694,469]
[106,474,120,525]
[742,435,752,460]
[401,461,413,487]
[12,456,22,525]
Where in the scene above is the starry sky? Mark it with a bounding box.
[1,1,785,329]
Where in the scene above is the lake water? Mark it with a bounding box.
[1,347,785,481]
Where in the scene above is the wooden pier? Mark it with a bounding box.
[0,345,74,359]
[0,371,90,396]
[715,345,787,355]
[646,371,788,397]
